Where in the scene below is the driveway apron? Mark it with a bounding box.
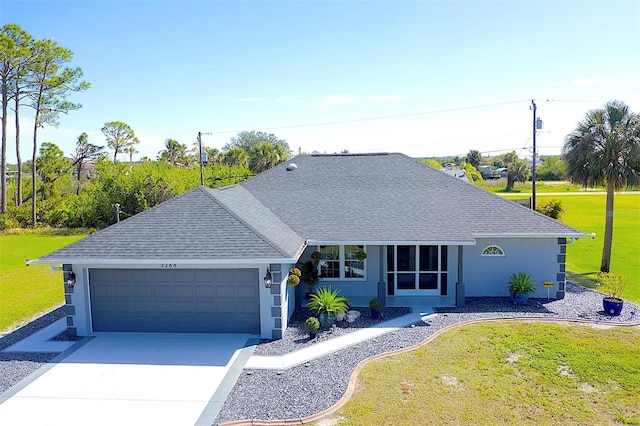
[0,333,253,426]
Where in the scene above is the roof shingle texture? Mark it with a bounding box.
[38,187,304,261]
[241,153,584,242]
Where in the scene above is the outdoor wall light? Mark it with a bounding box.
[263,269,273,288]
[65,271,77,288]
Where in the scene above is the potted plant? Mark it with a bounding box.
[507,272,536,305]
[369,298,382,319]
[287,274,300,287]
[287,267,301,287]
[307,286,349,328]
[596,272,627,316]
[305,316,320,339]
[298,256,321,299]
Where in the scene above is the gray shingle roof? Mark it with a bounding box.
[241,153,586,242]
[36,153,587,263]
[37,186,305,262]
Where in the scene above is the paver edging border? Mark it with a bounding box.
[218,316,640,426]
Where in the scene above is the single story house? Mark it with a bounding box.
[31,153,590,340]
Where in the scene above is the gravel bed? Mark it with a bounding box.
[0,306,64,352]
[252,307,410,356]
[0,352,59,394]
[0,306,64,394]
[214,283,639,424]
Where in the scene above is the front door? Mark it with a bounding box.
[387,245,448,296]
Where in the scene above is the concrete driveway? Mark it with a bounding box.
[0,332,255,426]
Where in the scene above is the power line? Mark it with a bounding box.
[207,99,531,135]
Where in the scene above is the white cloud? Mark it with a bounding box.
[366,95,409,102]
[316,94,358,106]
[238,97,265,102]
[275,97,306,104]
[571,76,603,86]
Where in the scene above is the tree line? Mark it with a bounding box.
[1,24,293,229]
[1,127,292,229]
[1,23,89,225]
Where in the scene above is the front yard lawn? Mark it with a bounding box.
[332,322,640,425]
[0,231,87,332]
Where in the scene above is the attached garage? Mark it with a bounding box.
[89,268,260,334]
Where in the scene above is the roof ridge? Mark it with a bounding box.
[200,186,301,258]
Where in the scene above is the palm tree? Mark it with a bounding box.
[250,142,288,173]
[466,149,482,169]
[126,145,137,168]
[505,159,530,191]
[224,147,249,168]
[563,100,640,273]
[158,138,188,166]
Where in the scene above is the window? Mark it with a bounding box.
[318,245,366,280]
[319,245,340,278]
[481,245,504,256]
[387,245,448,295]
[344,245,365,279]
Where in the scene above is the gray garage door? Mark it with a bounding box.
[89,268,260,333]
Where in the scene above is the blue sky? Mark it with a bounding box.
[3,0,639,163]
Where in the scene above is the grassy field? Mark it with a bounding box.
[477,179,585,193]
[501,193,640,303]
[332,322,640,426]
[0,231,87,332]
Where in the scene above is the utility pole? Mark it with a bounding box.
[197,132,204,186]
[197,132,212,186]
[529,100,544,210]
[531,100,537,210]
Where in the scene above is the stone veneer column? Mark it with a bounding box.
[269,264,282,340]
[62,264,77,336]
[556,238,567,299]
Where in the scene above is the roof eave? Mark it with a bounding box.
[307,239,477,246]
[473,232,595,239]
[27,257,301,266]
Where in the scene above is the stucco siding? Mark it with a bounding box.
[464,238,561,297]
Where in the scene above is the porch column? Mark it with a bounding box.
[456,246,465,307]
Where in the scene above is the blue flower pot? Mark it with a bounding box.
[318,313,336,328]
[603,297,623,316]
[510,292,530,305]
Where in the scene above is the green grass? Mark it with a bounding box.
[0,231,87,332]
[537,194,638,302]
[477,179,585,193]
[332,322,640,426]
[499,193,639,303]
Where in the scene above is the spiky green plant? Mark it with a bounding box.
[307,286,349,317]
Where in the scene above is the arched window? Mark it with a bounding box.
[482,245,504,256]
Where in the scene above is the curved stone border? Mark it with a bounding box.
[219,316,640,426]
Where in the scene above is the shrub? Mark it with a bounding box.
[596,272,628,299]
[537,199,565,219]
[305,317,320,333]
[307,287,349,317]
[507,272,536,295]
[369,298,382,312]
